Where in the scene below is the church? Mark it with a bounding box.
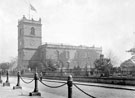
[18,16,102,70]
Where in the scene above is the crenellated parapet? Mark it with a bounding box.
[41,42,102,52]
[18,15,42,26]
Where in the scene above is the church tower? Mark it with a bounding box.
[18,16,42,69]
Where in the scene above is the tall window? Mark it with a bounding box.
[66,51,70,59]
[31,27,35,35]
[19,28,22,37]
[56,50,59,60]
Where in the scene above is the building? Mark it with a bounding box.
[120,48,135,73]
[18,16,102,70]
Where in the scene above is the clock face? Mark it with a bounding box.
[30,40,35,46]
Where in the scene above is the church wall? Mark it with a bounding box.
[39,45,101,69]
[46,48,58,60]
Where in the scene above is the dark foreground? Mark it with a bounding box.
[2,76,135,98]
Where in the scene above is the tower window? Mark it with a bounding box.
[31,27,35,35]
[19,28,22,37]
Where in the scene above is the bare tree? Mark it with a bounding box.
[8,57,18,70]
[105,50,119,66]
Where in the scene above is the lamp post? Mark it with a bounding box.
[0,71,2,83]
[3,70,10,86]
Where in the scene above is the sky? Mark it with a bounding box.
[0,0,135,66]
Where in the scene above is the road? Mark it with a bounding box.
[3,76,135,98]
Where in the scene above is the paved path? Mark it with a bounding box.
[0,77,66,98]
[1,76,135,98]
[0,83,42,98]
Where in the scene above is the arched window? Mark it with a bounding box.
[56,50,59,60]
[30,27,35,35]
[66,51,70,59]
[19,28,22,37]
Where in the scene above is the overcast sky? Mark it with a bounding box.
[0,0,135,66]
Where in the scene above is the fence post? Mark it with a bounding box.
[0,71,2,83]
[13,71,22,89]
[67,75,73,98]
[3,71,10,86]
[29,72,41,96]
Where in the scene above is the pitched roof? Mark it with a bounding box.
[127,48,135,53]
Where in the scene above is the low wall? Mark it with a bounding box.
[43,75,135,86]
[10,72,135,86]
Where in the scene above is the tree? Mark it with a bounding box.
[46,59,58,71]
[8,57,17,70]
[28,61,45,71]
[29,59,59,72]
[0,62,9,74]
[105,49,119,66]
[94,54,113,77]
[28,62,37,71]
